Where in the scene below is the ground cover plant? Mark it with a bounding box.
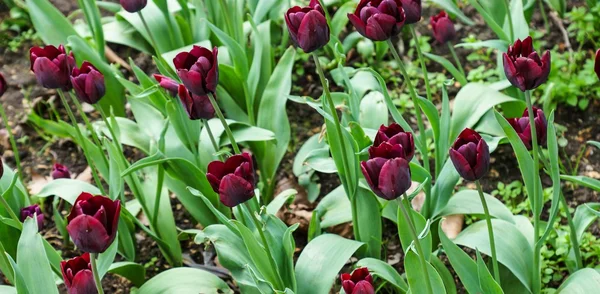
[0,0,599,293]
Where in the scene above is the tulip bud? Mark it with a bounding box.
[595,49,600,80]
[153,74,179,97]
[284,0,330,53]
[177,85,215,120]
[369,123,415,161]
[0,72,7,97]
[449,128,489,181]
[173,46,218,97]
[401,0,422,24]
[30,45,75,90]
[341,267,375,294]
[61,253,97,294]
[52,163,71,179]
[70,62,105,105]
[361,157,411,200]
[206,153,256,207]
[20,204,44,230]
[66,193,121,253]
[120,0,147,13]
[502,36,551,92]
[430,11,456,44]
[507,107,547,150]
[348,0,406,41]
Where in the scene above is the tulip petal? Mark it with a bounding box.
[69,270,97,294]
[297,10,330,53]
[218,174,255,207]
[365,13,397,41]
[449,149,476,181]
[67,215,111,253]
[378,157,411,200]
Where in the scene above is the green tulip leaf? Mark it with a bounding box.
[134,268,232,294]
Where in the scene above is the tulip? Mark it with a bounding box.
[595,49,600,80]
[120,0,147,13]
[173,46,218,97]
[361,156,411,200]
[177,85,215,120]
[153,74,178,97]
[30,45,75,90]
[369,123,414,161]
[52,163,71,179]
[507,107,547,150]
[70,62,105,105]
[502,36,551,92]
[449,128,489,181]
[20,204,44,230]
[0,72,6,97]
[341,267,375,294]
[66,193,121,253]
[61,253,97,294]
[430,11,456,44]
[206,152,256,207]
[401,0,422,24]
[284,0,330,53]
[348,0,406,41]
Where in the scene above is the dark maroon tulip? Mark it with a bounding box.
[449,128,489,181]
[361,157,411,200]
[595,49,600,80]
[430,11,456,44]
[341,267,375,294]
[173,46,218,97]
[401,0,421,24]
[61,253,97,294]
[507,107,548,150]
[0,72,6,97]
[30,45,75,90]
[348,0,406,41]
[284,0,330,53]
[502,36,551,92]
[120,0,147,13]
[20,204,44,230]
[154,74,179,97]
[177,84,215,120]
[206,152,256,207]
[66,193,121,253]
[70,62,105,105]
[369,123,415,161]
[52,163,71,179]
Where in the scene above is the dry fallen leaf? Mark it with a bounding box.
[441,214,464,239]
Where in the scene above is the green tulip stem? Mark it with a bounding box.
[409,25,433,102]
[475,180,501,283]
[204,119,224,161]
[0,104,26,193]
[503,0,515,42]
[243,202,285,290]
[525,90,541,294]
[138,12,160,56]
[447,42,465,77]
[387,39,432,216]
[397,195,433,294]
[207,92,241,155]
[538,0,550,33]
[90,253,104,294]
[57,90,105,194]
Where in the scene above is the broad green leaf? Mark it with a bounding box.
[16,218,58,294]
[0,286,16,294]
[134,268,232,294]
[556,268,600,293]
[572,203,600,241]
[359,91,388,129]
[560,175,600,191]
[439,224,483,294]
[466,0,510,41]
[397,200,431,258]
[508,0,530,40]
[27,0,78,45]
[36,179,101,204]
[205,21,249,79]
[357,258,408,292]
[266,189,296,215]
[103,20,152,53]
[355,187,382,259]
[423,52,468,86]
[108,262,146,287]
[98,239,118,278]
[430,254,458,294]
[404,250,446,294]
[6,254,28,294]
[295,234,363,294]
[436,190,514,223]
[314,186,351,228]
[538,112,561,246]
[475,250,503,294]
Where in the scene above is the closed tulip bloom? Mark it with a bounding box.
[70,62,105,104]
[120,0,147,13]
[30,45,75,90]
[177,84,215,120]
[430,11,456,44]
[361,156,411,200]
[595,49,600,80]
[449,128,489,181]
[401,0,421,24]
[52,163,71,179]
[173,46,218,97]
[369,123,415,161]
[341,267,375,294]
[348,0,406,41]
[66,193,121,253]
[503,36,551,91]
[20,204,44,230]
[284,0,330,53]
[507,107,547,150]
[0,72,6,97]
[61,253,97,294]
[153,74,179,97]
[206,153,256,207]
